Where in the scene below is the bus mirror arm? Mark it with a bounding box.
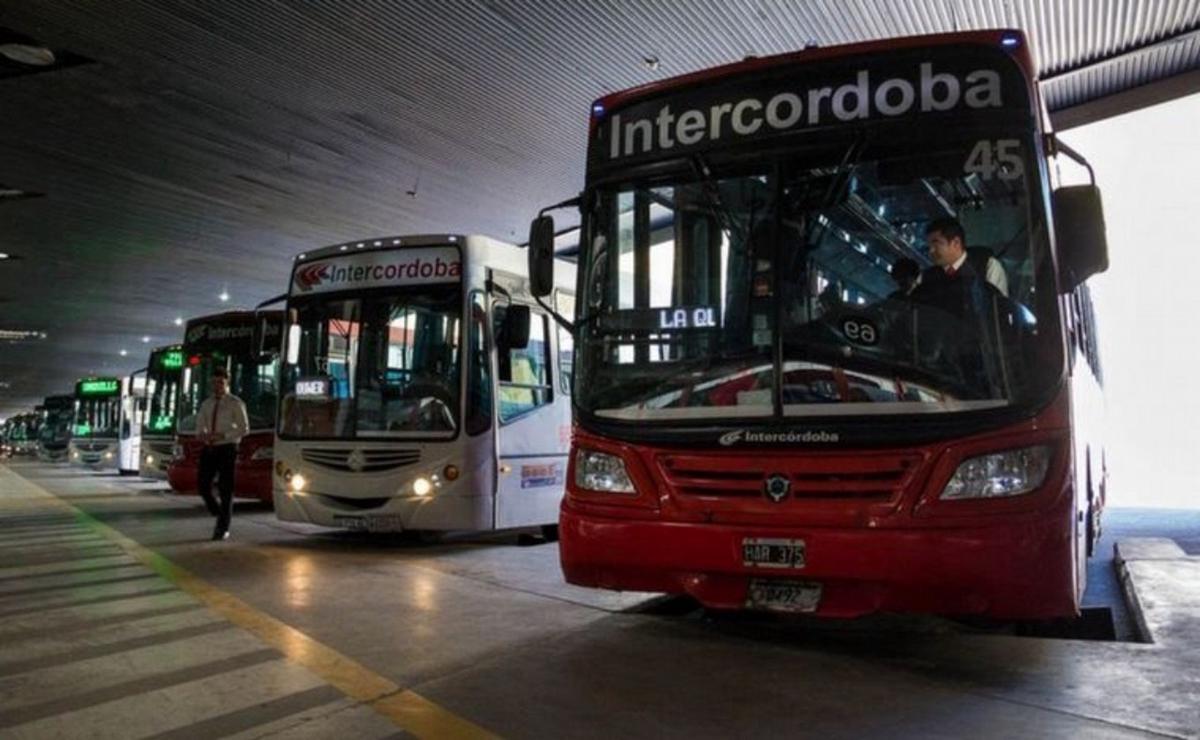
[535,293,574,334]
[1049,136,1108,292]
[1048,136,1096,185]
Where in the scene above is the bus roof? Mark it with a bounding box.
[292,234,471,264]
[591,29,1035,131]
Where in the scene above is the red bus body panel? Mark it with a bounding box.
[560,390,1080,619]
[167,431,274,504]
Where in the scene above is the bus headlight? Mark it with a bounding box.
[412,477,433,496]
[145,454,155,465]
[104,451,114,460]
[289,473,307,492]
[940,446,1051,500]
[574,449,636,494]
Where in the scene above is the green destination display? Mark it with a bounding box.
[160,350,184,370]
[78,378,119,395]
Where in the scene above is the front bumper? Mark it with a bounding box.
[559,499,1076,619]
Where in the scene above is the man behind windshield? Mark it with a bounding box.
[909,218,1013,398]
[922,217,1008,297]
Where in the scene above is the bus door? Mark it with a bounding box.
[491,288,571,529]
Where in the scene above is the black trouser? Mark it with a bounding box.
[197,443,236,531]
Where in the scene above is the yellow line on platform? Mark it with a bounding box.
[0,466,497,740]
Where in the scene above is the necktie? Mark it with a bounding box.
[945,265,958,277]
[210,396,220,444]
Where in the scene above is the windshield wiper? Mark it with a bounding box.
[689,155,748,246]
[598,349,767,406]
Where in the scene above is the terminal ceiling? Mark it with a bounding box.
[1,0,1198,414]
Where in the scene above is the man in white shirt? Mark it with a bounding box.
[925,217,1009,297]
[195,366,250,540]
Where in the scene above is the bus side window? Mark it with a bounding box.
[495,307,552,423]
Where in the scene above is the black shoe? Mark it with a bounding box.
[212,527,230,541]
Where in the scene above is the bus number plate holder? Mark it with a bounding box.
[746,579,822,613]
[334,515,404,533]
[742,538,806,569]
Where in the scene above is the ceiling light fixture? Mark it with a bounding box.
[219,290,230,302]
[0,329,45,341]
[0,43,56,67]
[141,335,150,343]
[119,349,128,357]
[643,55,660,71]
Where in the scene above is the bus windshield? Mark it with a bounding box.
[40,401,73,446]
[279,285,462,439]
[177,354,280,433]
[143,361,181,436]
[576,131,1060,422]
[74,396,120,438]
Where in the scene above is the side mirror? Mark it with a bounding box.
[253,314,280,362]
[500,305,531,350]
[1053,184,1109,293]
[528,215,556,298]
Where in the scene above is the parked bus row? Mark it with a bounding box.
[10,30,1109,621]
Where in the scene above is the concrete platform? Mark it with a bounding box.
[2,460,1199,738]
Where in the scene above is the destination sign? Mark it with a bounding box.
[295,377,331,399]
[185,313,282,354]
[159,349,184,370]
[78,378,119,396]
[590,46,1030,167]
[291,245,462,295]
[596,306,721,334]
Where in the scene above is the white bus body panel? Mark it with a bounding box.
[273,433,496,531]
[118,375,146,474]
[495,403,570,529]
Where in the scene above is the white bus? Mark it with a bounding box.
[117,372,147,475]
[274,234,575,534]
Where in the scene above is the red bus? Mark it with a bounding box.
[168,310,283,504]
[527,30,1109,619]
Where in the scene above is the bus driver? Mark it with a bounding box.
[923,217,1008,297]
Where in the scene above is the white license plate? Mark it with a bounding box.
[333,515,405,532]
[746,579,822,613]
[742,537,806,569]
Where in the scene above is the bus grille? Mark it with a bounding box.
[301,447,421,473]
[657,452,921,502]
[148,441,175,457]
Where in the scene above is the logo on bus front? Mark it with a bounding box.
[764,474,791,503]
[718,429,840,446]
